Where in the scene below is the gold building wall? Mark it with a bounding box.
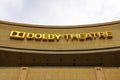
[0,67,120,80]
[0,20,120,66]
[0,21,120,51]
[0,20,120,80]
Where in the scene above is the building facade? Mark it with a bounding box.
[0,20,120,80]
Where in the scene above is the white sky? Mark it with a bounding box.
[0,0,120,26]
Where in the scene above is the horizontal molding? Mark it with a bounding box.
[0,20,120,29]
[0,46,120,54]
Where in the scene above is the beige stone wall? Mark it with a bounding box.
[0,67,120,80]
[0,20,120,52]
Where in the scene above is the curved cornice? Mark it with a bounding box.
[0,20,120,29]
[0,46,120,54]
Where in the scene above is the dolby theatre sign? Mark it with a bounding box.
[10,30,112,41]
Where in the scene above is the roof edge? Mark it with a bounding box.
[0,20,120,29]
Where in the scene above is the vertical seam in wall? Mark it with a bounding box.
[95,67,105,80]
[18,67,29,80]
